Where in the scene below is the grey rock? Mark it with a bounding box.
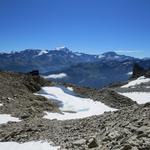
[108,131,121,139]
[131,147,138,150]
[121,144,132,150]
[72,139,86,146]
[87,137,98,148]
[137,126,150,135]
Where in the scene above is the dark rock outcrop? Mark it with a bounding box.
[131,63,145,79]
[132,63,150,79]
[28,70,39,76]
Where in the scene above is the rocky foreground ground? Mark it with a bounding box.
[0,72,150,150]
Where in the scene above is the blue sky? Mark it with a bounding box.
[0,0,150,58]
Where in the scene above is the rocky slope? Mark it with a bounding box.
[1,104,150,150]
[0,72,150,150]
[0,72,59,119]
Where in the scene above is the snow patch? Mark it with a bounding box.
[0,114,20,124]
[36,86,116,120]
[127,72,133,76]
[114,55,120,59]
[97,55,104,59]
[67,87,74,91]
[121,76,150,88]
[43,73,67,79]
[38,50,48,56]
[0,141,59,150]
[75,52,82,56]
[119,92,150,104]
[55,46,66,51]
[0,103,3,107]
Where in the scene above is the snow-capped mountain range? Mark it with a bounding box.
[0,47,150,88]
[0,47,138,72]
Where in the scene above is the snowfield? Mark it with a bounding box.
[121,76,150,88]
[0,114,20,124]
[43,73,67,79]
[0,103,3,106]
[0,141,59,150]
[36,86,116,120]
[120,76,150,104]
[119,92,150,104]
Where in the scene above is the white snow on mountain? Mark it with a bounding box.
[127,72,133,76]
[97,55,104,59]
[67,87,74,91]
[36,86,116,120]
[0,114,20,124]
[0,141,59,150]
[121,76,150,88]
[114,56,120,59]
[75,52,82,56]
[119,76,150,104]
[43,73,67,79]
[119,92,150,104]
[55,46,66,51]
[38,50,48,56]
[0,103,3,106]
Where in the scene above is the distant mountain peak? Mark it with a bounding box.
[102,51,118,57]
[100,51,136,61]
[55,46,69,51]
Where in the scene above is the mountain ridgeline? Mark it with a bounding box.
[0,47,101,73]
[0,47,150,88]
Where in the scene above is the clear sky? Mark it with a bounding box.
[0,0,150,58]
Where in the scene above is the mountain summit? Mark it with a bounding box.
[54,46,70,51]
[102,51,118,57]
